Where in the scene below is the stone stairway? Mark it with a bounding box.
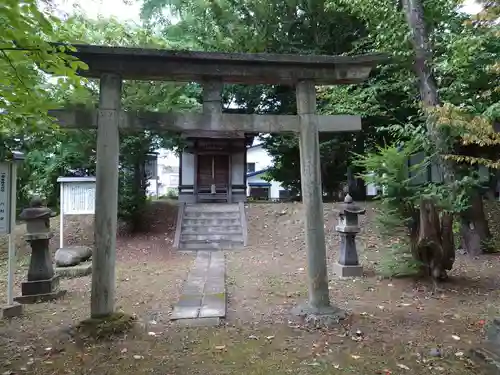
[175,203,247,250]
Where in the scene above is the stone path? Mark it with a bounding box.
[170,251,226,325]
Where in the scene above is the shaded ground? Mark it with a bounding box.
[0,200,499,374]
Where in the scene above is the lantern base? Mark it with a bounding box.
[14,290,66,304]
[14,276,66,304]
[333,263,363,277]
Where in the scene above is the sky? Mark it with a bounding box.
[54,0,143,22]
[55,0,483,22]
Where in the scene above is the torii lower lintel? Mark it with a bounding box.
[48,109,362,133]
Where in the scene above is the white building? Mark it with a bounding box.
[246,143,285,200]
[146,149,180,197]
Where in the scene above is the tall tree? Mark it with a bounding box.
[0,0,86,150]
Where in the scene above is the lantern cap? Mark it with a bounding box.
[338,194,366,215]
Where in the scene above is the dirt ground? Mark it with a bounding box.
[0,200,499,375]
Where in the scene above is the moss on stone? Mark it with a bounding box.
[76,312,136,339]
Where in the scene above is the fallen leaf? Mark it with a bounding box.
[397,363,410,370]
[455,351,464,357]
[333,364,340,369]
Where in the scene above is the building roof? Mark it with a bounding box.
[247,168,271,177]
[247,143,263,150]
[51,43,389,85]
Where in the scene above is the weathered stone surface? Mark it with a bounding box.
[338,233,359,266]
[470,344,500,375]
[171,251,226,323]
[55,262,92,278]
[291,303,347,329]
[21,276,59,296]
[27,239,54,280]
[55,246,92,267]
[172,317,221,327]
[14,290,67,304]
[471,319,500,374]
[1,303,23,319]
[333,263,363,277]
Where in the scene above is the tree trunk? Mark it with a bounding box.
[416,199,452,280]
[460,189,492,255]
[402,0,456,277]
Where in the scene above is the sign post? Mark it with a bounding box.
[1,151,24,319]
[145,153,159,199]
[57,177,96,249]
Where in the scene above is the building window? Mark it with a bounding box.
[247,163,256,173]
[249,187,269,200]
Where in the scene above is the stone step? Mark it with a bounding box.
[183,211,241,219]
[179,240,244,250]
[185,204,239,213]
[181,226,243,234]
[181,233,244,242]
[183,218,241,226]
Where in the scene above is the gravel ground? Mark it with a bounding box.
[0,200,498,375]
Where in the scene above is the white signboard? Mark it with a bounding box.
[57,176,96,248]
[145,156,158,179]
[62,181,96,214]
[0,163,11,234]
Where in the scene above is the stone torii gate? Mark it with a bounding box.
[49,44,387,319]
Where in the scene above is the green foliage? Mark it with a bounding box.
[5,14,199,231]
[354,139,427,276]
[0,0,87,155]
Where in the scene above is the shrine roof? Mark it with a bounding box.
[57,43,389,85]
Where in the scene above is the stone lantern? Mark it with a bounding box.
[14,197,65,303]
[333,194,365,277]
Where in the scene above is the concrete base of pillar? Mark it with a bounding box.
[14,290,67,304]
[1,302,23,319]
[291,303,347,329]
[333,263,363,277]
[470,344,500,374]
[55,262,92,278]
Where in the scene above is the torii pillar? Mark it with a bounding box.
[91,73,122,318]
[293,80,345,320]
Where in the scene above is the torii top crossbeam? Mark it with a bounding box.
[59,43,388,85]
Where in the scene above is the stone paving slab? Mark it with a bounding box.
[170,251,226,323]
